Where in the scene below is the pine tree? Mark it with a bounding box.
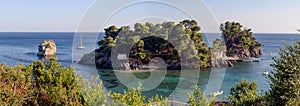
[267,42,300,106]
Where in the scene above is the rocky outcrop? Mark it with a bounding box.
[78,49,113,69]
[220,21,263,59]
[228,44,262,58]
[37,40,56,56]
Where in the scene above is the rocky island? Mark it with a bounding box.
[220,21,262,59]
[37,39,56,56]
[78,21,262,70]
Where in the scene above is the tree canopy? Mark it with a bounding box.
[220,21,262,58]
[267,42,300,105]
[98,20,210,69]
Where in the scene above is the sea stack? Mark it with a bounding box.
[37,40,56,56]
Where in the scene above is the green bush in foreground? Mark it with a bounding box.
[227,78,264,106]
[110,83,169,106]
[32,59,85,105]
[77,76,106,106]
[0,58,106,106]
[187,85,215,106]
[0,64,35,105]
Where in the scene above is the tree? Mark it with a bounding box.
[0,58,107,105]
[180,20,209,68]
[187,85,215,106]
[110,83,169,106]
[266,42,300,106]
[96,20,210,69]
[211,39,227,68]
[227,78,263,106]
[220,21,262,58]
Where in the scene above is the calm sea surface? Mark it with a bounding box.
[0,32,299,102]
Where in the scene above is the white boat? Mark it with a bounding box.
[77,34,85,49]
[212,90,223,97]
[262,71,269,75]
[252,57,261,62]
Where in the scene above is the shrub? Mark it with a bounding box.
[227,78,264,106]
[0,64,35,105]
[110,83,169,106]
[187,85,215,106]
[0,58,107,105]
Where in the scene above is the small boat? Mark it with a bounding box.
[212,90,223,97]
[77,34,85,49]
[252,57,261,62]
[262,71,269,75]
[243,57,253,62]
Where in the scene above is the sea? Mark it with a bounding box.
[0,32,299,102]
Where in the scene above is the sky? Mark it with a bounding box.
[0,0,299,33]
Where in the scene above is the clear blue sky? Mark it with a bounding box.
[0,0,299,33]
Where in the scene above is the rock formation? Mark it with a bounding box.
[78,49,113,69]
[220,21,263,59]
[37,40,56,56]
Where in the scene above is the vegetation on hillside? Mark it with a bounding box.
[0,58,106,105]
[81,20,210,69]
[220,21,262,58]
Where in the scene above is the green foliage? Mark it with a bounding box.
[98,20,210,69]
[220,21,262,57]
[187,85,215,106]
[212,39,226,52]
[147,94,169,106]
[267,42,300,106]
[227,78,263,106]
[110,83,169,106]
[0,58,107,105]
[32,58,85,105]
[110,85,145,106]
[211,39,227,67]
[0,64,35,105]
[77,76,106,106]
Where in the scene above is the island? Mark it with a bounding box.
[37,39,56,56]
[78,20,262,70]
[220,21,262,59]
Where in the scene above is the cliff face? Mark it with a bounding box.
[78,49,112,69]
[227,43,262,58]
[37,40,56,56]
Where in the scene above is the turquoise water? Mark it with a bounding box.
[0,33,299,102]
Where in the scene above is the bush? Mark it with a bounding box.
[0,64,35,105]
[227,78,264,106]
[187,85,215,106]
[31,58,85,105]
[110,83,169,106]
[77,76,106,106]
[0,58,107,105]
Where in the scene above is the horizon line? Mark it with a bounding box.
[0,31,298,34]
